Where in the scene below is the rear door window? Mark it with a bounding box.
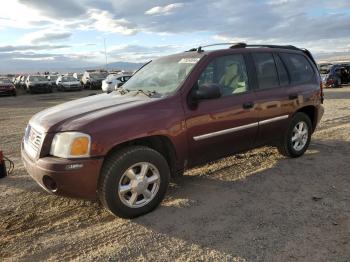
[252,53,279,89]
[280,53,315,84]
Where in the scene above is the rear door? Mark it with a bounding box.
[184,53,259,166]
[279,52,320,118]
[250,52,290,145]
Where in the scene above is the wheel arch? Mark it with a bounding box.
[296,105,317,132]
[103,135,179,176]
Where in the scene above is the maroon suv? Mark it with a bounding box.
[0,77,16,96]
[22,43,324,218]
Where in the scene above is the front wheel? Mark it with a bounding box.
[278,112,312,158]
[98,146,170,218]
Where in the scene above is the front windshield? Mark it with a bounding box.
[91,73,107,79]
[62,76,77,82]
[0,78,11,84]
[122,55,202,96]
[29,76,47,82]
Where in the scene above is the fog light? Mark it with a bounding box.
[43,176,58,192]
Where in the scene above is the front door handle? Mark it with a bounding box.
[242,102,254,109]
[289,94,298,100]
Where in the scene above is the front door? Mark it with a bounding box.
[184,54,259,166]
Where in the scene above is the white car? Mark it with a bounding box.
[101,74,132,92]
[56,76,82,91]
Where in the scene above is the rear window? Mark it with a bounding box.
[280,53,315,84]
[252,53,279,89]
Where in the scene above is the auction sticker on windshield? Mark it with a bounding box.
[178,58,201,64]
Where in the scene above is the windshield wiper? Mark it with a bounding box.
[135,89,159,97]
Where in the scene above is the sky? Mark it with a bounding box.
[0,0,350,72]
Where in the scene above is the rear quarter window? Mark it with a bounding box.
[280,53,315,84]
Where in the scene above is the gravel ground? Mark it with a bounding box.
[0,87,349,262]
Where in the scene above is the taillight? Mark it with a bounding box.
[320,82,324,104]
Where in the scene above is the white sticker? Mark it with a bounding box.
[179,58,200,64]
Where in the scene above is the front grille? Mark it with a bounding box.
[24,125,44,158]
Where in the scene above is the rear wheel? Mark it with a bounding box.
[278,112,312,158]
[98,146,170,218]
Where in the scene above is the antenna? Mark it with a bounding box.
[104,38,108,70]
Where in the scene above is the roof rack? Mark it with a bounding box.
[230,43,300,51]
[187,43,243,53]
[187,42,301,53]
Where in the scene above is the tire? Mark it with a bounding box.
[98,146,170,218]
[278,112,312,158]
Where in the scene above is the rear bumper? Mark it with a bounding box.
[315,104,324,130]
[21,142,103,200]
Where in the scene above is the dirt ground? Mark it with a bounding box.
[0,87,349,262]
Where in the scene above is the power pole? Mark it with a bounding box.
[104,38,108,71]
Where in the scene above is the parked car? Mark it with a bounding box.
[47,75,59,88]
[56,76,82,91]
[320,65,348,88]
[73,73,83,82]
[25,75,52,94]
[14,75,26,89]
[339,63,350,83]
[22,43,324,218]
[0,77,16,96]
[81,70,108,89]
[101,73,132,92]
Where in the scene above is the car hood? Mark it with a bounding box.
[29,92,151,133]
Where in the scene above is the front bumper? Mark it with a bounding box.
[30,85,51,92]
[62,84,82,90]
[21,142,104,200]
[101,83,115,92]
[0,89,16,96]
[90,81,102,89]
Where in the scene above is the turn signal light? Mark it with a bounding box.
[70,137,89,156]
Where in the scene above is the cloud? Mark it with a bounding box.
[79,9,137,35]
[145,3,184,16]
[106,44,181,62]
[0,44,71,52]
[23,29,72,43]
[18,0,86,19]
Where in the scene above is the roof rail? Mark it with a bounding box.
[187,42,302,53]
[230,44,300,51]
[186,43,245,53]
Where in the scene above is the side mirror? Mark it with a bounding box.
[117,82,124,88]
[188,83,221,109]
[192,83,221,100]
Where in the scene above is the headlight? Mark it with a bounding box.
[50,132,91,158]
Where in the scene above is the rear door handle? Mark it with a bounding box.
[242,102,254,109]
[289,94,298,100]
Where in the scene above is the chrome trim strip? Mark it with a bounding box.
[193,122,258,141]
[193,115,289,141]
[259,115,289,125]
